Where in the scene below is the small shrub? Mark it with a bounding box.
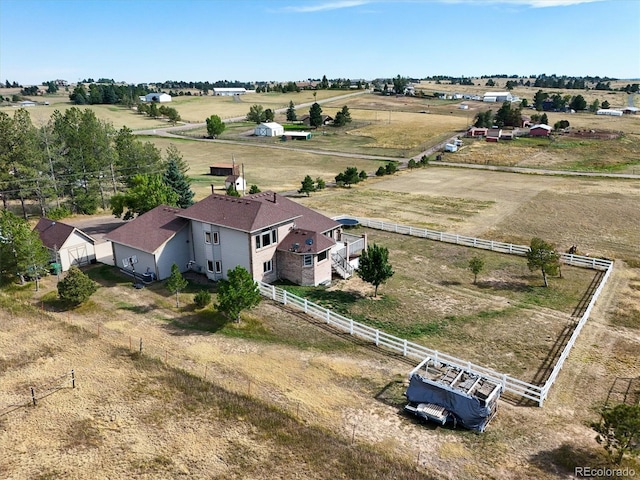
[194,290,211,309]
[58,266,98,304]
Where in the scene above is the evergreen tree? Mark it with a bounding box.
[264,108,275,122]
[166,263,188,308]
[309,102,323,128]
[315,177,325,190]
[163,158,194,208]
[593,403,640,465]
[357,243,394,297]
[298,175,315,196]
[540,113,549,125]
[216,265,261,322]
[226,184,240,197]
[249,184,261,194]
[57,266,98,304]
[286,101,297,122]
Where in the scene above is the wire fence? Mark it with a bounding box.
[0,369,75,416]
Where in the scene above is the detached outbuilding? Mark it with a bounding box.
[529,124,552,137]
[255,122,284,137]
[33,218,96,271]
[143,92,171,103]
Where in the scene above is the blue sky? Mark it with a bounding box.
[1,0,638,85]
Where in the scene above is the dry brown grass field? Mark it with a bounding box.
[2,86,640,479]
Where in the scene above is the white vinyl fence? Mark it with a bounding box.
[260,218,613,406]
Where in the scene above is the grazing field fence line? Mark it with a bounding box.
[261,217,614,406]
[0,369,75,416]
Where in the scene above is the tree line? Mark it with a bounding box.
[0,107,192,219]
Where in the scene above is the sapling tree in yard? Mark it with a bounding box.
[166,263,188,308]
[526,237,560,287]
[357,243,394,297]
[216,265,261,322]
[592,403,640,465]
[468,256,485,285]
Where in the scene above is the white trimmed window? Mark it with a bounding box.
[303,255,313,267]
[207,260,214,272]
[205,232,212,244]
[212,232,219,245]
[215,261,222,273]
[317,250,328,262]
[256,229,277,249]
[263,260,273,273]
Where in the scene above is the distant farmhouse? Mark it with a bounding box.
[140,92,171,103]
[105,192,365,287]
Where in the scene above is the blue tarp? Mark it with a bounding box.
[405,374,496,432]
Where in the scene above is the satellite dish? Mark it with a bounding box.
[305,238,313,245]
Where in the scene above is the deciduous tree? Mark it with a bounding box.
[468,256,485,284]
[216,265,261,322]
[526,237,560,287]
[246,104,265,123]
[110,174,178,220]
[593,403,640,464]
[206,114,225,138]
[357,243,394,297]
[166,263,188,308]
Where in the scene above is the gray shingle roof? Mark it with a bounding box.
[34,218,94,249]
[105,206,189,253]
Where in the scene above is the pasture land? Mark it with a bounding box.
[449,132,640,173]
[143,136,390,199]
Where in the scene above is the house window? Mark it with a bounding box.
[207,260,214,272]
[212,232,219,245]
[215,261,222,273]
[303,255,313,267]
[318,250,328,262]
[256,229,277,249]
[263,260,273,273]
[205,232,212,244]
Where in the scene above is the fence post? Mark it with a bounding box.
[375,330,379,346]
[272,285,276,301]
[139,338,143,353]
[71,369,75,389]
[31,387,36,406]
[326,309,330,324]
[304,298,308,313]
[403,339,408,356]
[283,290,287,306]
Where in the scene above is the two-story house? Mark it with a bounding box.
[106,191,362,287]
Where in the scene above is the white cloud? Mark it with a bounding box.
[283,0,373,13]
[283,0,605,12]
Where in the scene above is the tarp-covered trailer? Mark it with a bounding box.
[404,358,502,432]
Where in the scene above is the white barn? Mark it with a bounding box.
[143,92,172,103]
[254,122,284,137]
[596,109,623,116]
[483,92,513,103]
[212,88,247,96]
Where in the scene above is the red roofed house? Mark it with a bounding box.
[529,124,552,137]
[34,218,97,271]
[106,192,363,287]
